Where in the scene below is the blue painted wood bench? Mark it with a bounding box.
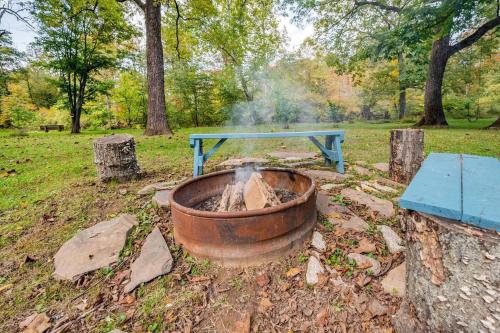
[189,130,345,176]
[399,153,500,231]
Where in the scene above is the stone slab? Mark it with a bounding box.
[152,190,171,210]
[381,262,406,296]
[341,188,395,218]
[124,227,173,293]
[53,214,138,281]
[304,169,347,182]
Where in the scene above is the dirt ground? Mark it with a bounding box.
[1,162,405,333]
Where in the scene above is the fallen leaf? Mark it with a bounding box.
[316,308,329,326]
[286,267,301,278]
[353,238,376,254]
[368,299,388,318]
[255,272,270,287]
[233,312,251,332]
[258,298,273,313]
[189,276,211,283]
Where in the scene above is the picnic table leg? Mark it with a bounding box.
[333,136,344,173]
[193,139,204,177]
[325,136,333,166]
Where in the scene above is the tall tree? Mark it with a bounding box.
[286,0,499,125]
[407,0,500,125]
[33,0,135,133]
[120,0,172,135]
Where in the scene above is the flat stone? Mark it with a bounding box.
[316,192,351,216]
[311,231,327,252]
[377,225,405,253]
[53,214,138,281]
[109,330,127,333]
[347,253,381,275]
[20,313,51,333]
[219,157,269,167]
[341,188,395,218]
[373,163,389,172]
[124,227,173,293]
[152,190,171,210]
[306,255,325,285]
[360,182,381,193]
[267,151,317,160]
[364,181,398,194]
[285,161,316,168]
[381,262,406,296]
[304,169,348,182]
[320,183,344,191]
[138,182,171,195]
[352,165,371,176]
[341,215,369,232]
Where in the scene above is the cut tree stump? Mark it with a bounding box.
[93,134,141,182]
[393,211,500,333]
[389,129,424,184]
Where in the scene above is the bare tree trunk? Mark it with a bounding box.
[389,129,424,184]
[71,99,83,133]
[398,53,406,119]
[361,105,373,120]
[394,211,500,333]
[418,37,449,126]
[143,0,172,136]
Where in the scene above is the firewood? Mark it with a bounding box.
[218,181,246,212]
[243,172,281,210]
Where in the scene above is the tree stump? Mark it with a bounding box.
[93,134,141,182]
[393,211,500,333]
[389,129,424,184]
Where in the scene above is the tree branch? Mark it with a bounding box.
[173,0,182,61]
[117,0,145,11]
[353,1,400,13]
[448,16,500,56]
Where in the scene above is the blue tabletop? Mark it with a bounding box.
[399,153,500,231]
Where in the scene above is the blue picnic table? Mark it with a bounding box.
[399,153,500,231]
[189,130,345,176]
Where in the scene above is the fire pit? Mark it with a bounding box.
[170,168,317,266]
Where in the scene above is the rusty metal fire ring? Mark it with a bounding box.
[169,168,317,266]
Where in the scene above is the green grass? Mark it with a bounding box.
[1,118,498,213]
[0,118,498,247]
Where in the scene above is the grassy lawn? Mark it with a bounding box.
[0,118,498,331]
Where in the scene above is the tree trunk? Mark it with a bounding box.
[486,116,500,129]
[71,105,81,134]
[389,129,424,184]
[393,211,500,333]
[144,0,172,136]
[93,134,142,182]
[361,105,373,120]
[418,37,449,126]
[398,54,406,119]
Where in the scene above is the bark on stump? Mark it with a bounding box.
[393,211,500,333]
[93,134,141,182]
[389,129,424,184]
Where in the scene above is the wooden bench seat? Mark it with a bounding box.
[189,130,345,176]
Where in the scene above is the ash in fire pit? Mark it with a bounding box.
[193,170,299,212]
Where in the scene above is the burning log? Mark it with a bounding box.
[218,181,246,212]
[243,172,281,210]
